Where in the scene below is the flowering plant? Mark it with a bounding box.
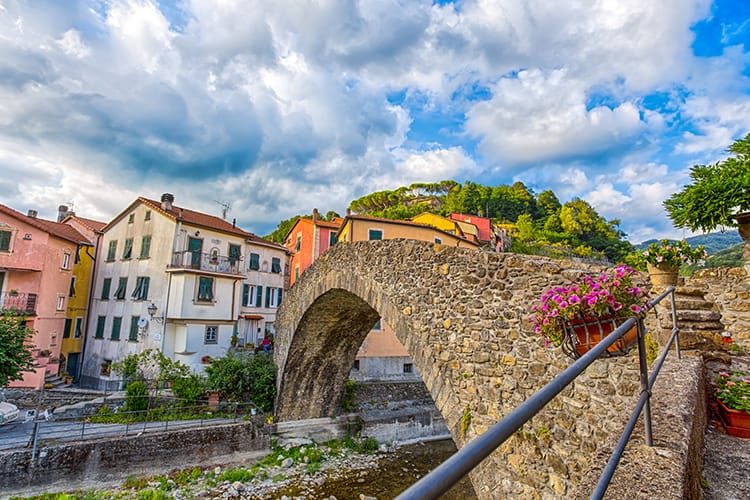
[716,370,750,413]
[531,265,649,345]
[638,239,706,268]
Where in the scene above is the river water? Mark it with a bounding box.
[272,439,478,499]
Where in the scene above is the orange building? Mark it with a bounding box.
[283,209,343,284]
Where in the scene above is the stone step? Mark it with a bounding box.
[673,298,715,310]
[678,320,725,331]
[675,309,722,322]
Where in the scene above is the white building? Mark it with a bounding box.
[80,194,289,389]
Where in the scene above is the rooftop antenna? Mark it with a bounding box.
[215,200,231,220]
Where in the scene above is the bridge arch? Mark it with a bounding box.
[274,239,642,498]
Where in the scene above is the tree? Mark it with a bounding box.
[205,351,277,411]
[0,312,35,387]
[664,133,750,232]
[265,215,303,244]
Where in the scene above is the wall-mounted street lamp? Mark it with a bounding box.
[147,302,163,323]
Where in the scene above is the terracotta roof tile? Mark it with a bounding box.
[0,203,89,244]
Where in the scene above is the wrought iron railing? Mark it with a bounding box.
[0,291,38,315]
[168,251,243,275]
[396,286,679,500]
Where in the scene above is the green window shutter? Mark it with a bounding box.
[229,244,241,263]
[101,278,111,300]
[277,288,283,306]
[129,316,139,341]
[111,317,121,340]
[95,316,106,338]
[256,285,263,306]
[142,277,149,300]
[242,284,249,306]
[123,239,133,259]
[271,258,281,273]
[198,277,214,301]
[329,232,337,246]
[0,230,10,251]
[140,235,151,258]
[265,287,270,308]
[107,240,117,261]
[69,277,76,297]
[63,318,72,338]
[250,253,260,270]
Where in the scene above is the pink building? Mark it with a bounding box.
[449,213,492,243]
[0,204,89,389]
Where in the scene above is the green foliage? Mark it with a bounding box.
[170,374,205,406]
[461,405,472,437]
[341,379,358,412]
[217,467,253,482]
[716,369,750,412]
[125,381,149,412]
[204,352,277,411]
[664,133,750,232]
[635,239,707,269]
[112,349,190,393]
[0,311,35,387]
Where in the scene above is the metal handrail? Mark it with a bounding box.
[397,286,678,500]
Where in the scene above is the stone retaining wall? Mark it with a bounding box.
[0,421,268,496]
[689,266,750,352]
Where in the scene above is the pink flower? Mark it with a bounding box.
[569,295,581,305]
[726,381,736,387]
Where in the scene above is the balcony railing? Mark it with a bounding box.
[0,292,38,315]
[168,251,243,275]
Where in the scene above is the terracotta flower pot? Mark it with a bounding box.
[561,315,638,360]
[717,399,750,438]
[734,212,750,242]
[646,262,680,286]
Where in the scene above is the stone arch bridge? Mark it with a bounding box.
[273,239,644,498]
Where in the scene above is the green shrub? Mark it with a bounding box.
[341,379,358,412]
[205,352,276,411]
[217,467,253,482]
[171,374,204,406]
[125,381,149,412]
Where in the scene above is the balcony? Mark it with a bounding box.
[168,251,243,276]
[0,292,38,315]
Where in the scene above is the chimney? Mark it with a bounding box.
[27,209,38,218]
[232,218,236,228]
[312,208,318,223]
[346,208,351,216]
[57,205,69,222]
[161,193,174,212]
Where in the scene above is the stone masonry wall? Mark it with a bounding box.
[274,240,648,499]
[688,266,750,352]
[0,421,268,495]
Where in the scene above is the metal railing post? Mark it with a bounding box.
[670,290,681,359]
[635,318,653,446]
[31,421,40,461]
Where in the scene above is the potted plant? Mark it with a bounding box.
[637,239,706,286]
[715,369,750,438]
[664,134,750,234]
[531,265,649,360]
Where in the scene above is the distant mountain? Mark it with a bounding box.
[635,230,742,255]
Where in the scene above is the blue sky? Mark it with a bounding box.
[0,0,748,243]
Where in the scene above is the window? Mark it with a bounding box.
[95,316,106,338]
[74,245,81,264]
[271,257,281,273]
[56,296,65,311]
[197,277,214,302]
[114,277,127,300]
[353,359,360,371]
[0,230,11,251]
[144,210,151,221]
[255,285,263,307]
[372,319,382,331]
[62,252,71,269]
[100,359,112,376]
[129,316,139,341]
[63,318,72,338]
[368,229,383,241]
[111,317,121,340]
[249,253,260,271]
[403,363,413,374]
[74,317,83,338]
[128,213,134,224]
[229,244,241,265]
[434,237,442,244]
[101,278,111,300]
[122,238,133,259]
[69,276,76,297]
[107,240,117,261]
[294,265,300,281]
[131,276,150,301]
[329,232,337,246]
[140,235,151,258]
[205,325,218,344]
[242,284,258,307]
[266,287,283,308]
[295,234,302,252]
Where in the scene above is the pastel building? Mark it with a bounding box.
[284,209,342,285]
[0,203,89,389]
[81,194,289,389]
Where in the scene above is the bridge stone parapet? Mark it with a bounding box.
[274,239,645,498]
